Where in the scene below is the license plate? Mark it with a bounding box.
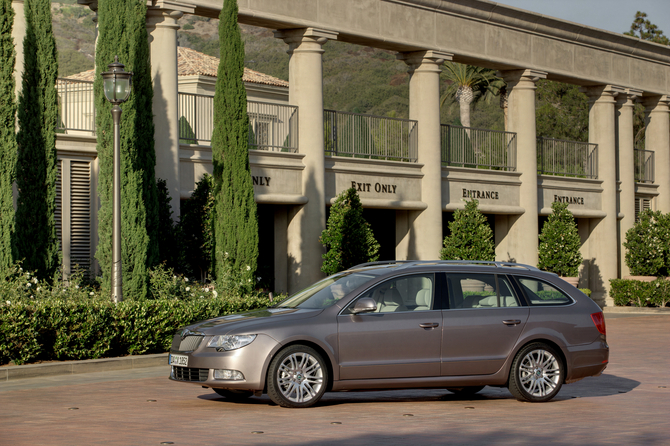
[169,354,188,367]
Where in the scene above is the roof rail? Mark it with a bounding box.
[349,260,540,271]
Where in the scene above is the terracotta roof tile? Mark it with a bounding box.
[64,47,288,88]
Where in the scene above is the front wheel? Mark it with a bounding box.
[267,345,328,408]
[508,342,564,402]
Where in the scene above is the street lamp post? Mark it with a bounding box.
[101,56,133,303]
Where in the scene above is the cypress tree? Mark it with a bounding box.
[95,0,158,298]
[0,0,16,272]
[14,0,60,280]
[211,0,259,289]
[320,187,380,275]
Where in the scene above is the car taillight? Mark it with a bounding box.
[591,312,606,336]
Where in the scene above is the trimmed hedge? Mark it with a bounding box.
[0,294,271,365]
[609,278,670,308]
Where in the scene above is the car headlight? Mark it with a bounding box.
[207,334,257,351]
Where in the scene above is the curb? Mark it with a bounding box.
[603,306,670,315]
[0,353,168,382]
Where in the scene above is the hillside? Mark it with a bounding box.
[49,1,503,130]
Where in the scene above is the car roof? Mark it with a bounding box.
[347,260,549,276]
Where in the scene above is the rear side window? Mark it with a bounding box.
[446,273,520,309]
[516,277,573,306]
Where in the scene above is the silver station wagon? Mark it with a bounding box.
[168,261,609,408]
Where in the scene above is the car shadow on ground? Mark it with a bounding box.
[195,373,639,407]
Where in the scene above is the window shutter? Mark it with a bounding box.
[70,160,92,274]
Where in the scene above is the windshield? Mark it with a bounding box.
[276,272,375,309]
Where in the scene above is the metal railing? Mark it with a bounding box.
[441,124,516,171]
[56,78,95,133]
[537,137,598,179]
[178,94,299,152]
[324,110,418,162]
[247,101,298,152]
[634,149,654,183]
[178,92,213,144]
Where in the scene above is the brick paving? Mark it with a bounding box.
[0,315,668,446]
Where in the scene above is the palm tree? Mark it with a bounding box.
[440,62,504,129]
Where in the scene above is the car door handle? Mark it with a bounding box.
[419,323,439,329]
[502,320,521,326]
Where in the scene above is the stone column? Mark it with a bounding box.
[146,3,194,220]
[643,95,670,212]
[275,28,337,293]
[583,85,624,307]
[616,89,641,278]
[498,70,547,265]
[11,0,24,96]
[398,50,452,260]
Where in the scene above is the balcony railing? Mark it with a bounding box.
[634,149,654,183]
[537,137,598,179]
[441,125,516,171]
[324,110,418,162]
[178,92,213,145]
[247,101,299,152]
[56,78,95,133]
[178,93,299,152]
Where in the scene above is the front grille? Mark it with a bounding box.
[171,334,204,352]
[172,366,209,382]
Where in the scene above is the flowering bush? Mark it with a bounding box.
[441,199,495,261]
[538,201,582,277]
[609,278,670,307]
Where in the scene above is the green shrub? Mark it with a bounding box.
[609,278,658,307]
[0,262,272,365]
[538,202,582,277]
[623,210,669,276]
[578,288,592,298]
[0,292,271,365]
[441,199,494,261]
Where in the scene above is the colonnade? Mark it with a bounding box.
[12,1,670,305]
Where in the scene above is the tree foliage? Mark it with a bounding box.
[156,179,178,270]
[0,0,16,271]
[624,11,670,45]
[535,80,589,142]
[178,174,215,281]
[440,63,504,129]
[211,0,259,290]
[538,202,583,277]
[440,199,494,261]
[94,0,158,299]
[15,0,60,280]
[320,188,379,275]
[623,210,670,276]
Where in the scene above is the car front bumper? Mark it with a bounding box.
[168,333,280,391]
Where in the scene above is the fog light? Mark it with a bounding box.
[214,369,245,380]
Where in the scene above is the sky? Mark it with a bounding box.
[495,0,670,37]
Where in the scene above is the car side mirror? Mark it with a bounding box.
[351,297,376,314]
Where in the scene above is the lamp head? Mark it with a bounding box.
[101,56,133,105]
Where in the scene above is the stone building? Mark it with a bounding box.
[10,0,670,306]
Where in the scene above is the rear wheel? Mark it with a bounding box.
[508,343,564,402]
[447,386,485,396]
[267,345,328,408]
[212,388,254,401]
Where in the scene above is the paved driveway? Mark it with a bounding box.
[1,315,668,445]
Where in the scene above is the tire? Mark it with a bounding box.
[447,386,485,396]
[267,345,329,408]
[508,342,564,402]
[212,388,254,401]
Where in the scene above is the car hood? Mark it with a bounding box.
[189,307,322,335]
